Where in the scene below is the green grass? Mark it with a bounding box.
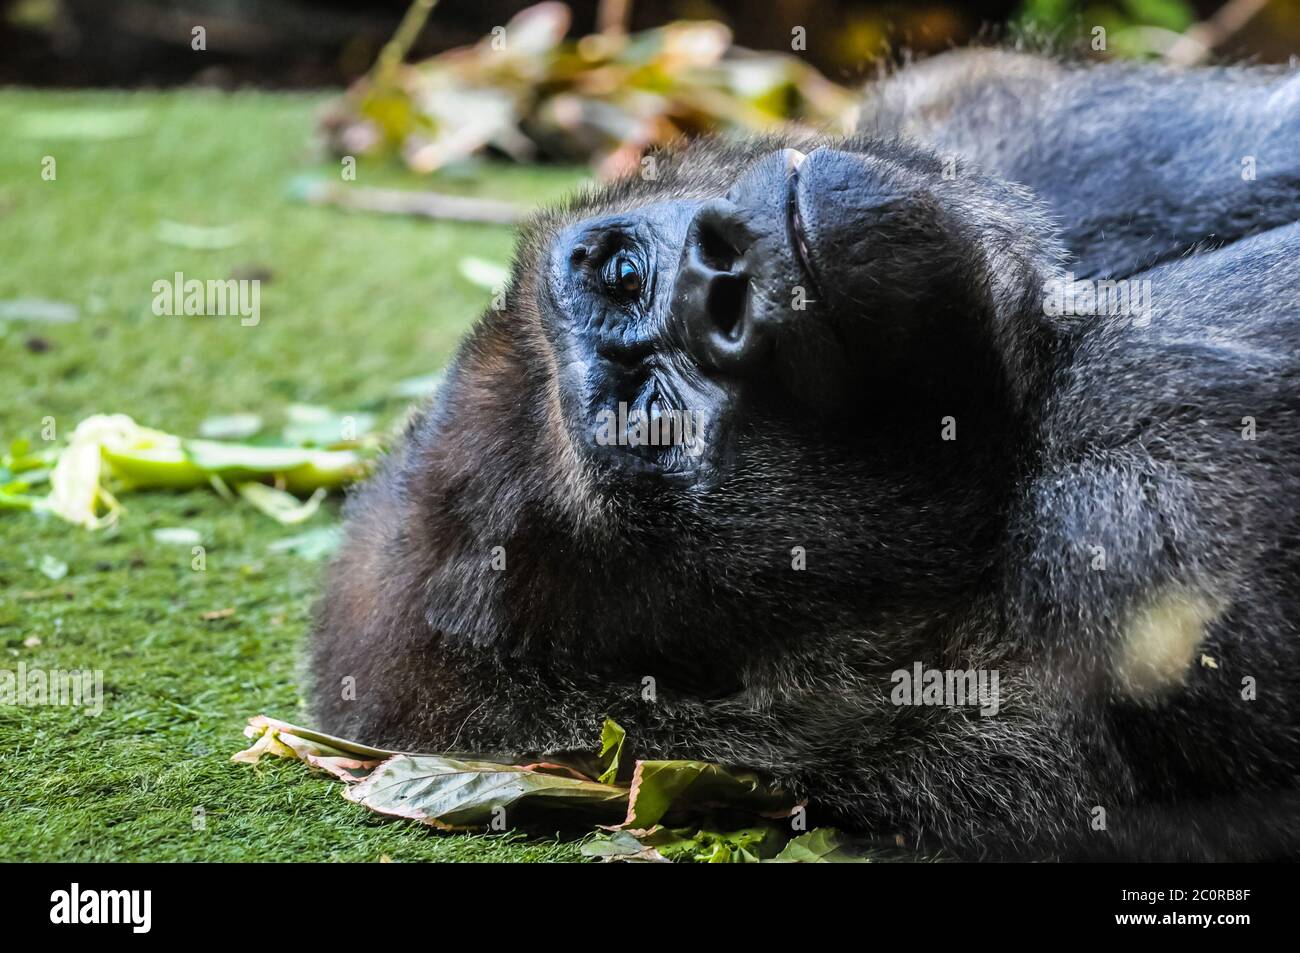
[0,89,589,861]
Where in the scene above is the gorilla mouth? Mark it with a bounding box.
[588,372,709,476]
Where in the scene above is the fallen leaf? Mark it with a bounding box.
[11,410,372,530]
[181,440,363,491]
[235,715,411,781]
[640,824,788,863]
[155,220,245,250]
[457,257,510,292]
[233,714,808,855]
[280,404,376,448]
[0,298,78,323]
[38,555,68,581]
[46,414,173,528]
[618,759,796,830]
[237,482,327,525]
[580,830,669,862]
[266,525,342,560]
[17,108,152,140]
[770,827,872,863]
[152,527,202,546]
[198,413,263,440]
[584,822,807,863]
[597,716,626,783]
[201,607,235,621]
[343,754,628,830]
[389,372,444,399]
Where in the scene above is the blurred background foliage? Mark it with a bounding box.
[7,0,1294,178]
[5,0,1299,90]
[7,1,1297,176]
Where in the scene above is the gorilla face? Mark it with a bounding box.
[405,135,1059,675]
[543,145,872,487]
[541,196,728,482]
[534,139,1048,492]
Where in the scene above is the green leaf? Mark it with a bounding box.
[155,220,245,250]
[5,440,58,474]
[585,823,793,863]
[182,440,334,473]
[4,412,372,530]
[152,527,202,546]
[619,759,796,830]
[457,257,510,292]
[38,554,68,581]
[180,440,363,492]
[238,715,402,761]
[198,413,263,440]
[343,754,628,830]
[390,372,444,399]
[642,824,787,863]
[0,489,44,511]
[580,830,669,862]
[0,298,78,323]
[266,525,342,560]
[233,714,801,852]
[280,404,376,448]
[1122,0,1194,31]
[236,483,327,525]
[17,108,152,141]
[102,446,207,489]
[770,827,871,863]
[596,717,626,783]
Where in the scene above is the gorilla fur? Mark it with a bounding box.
[309,51,1300,860]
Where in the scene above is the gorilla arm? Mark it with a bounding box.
[861,50,1300,278]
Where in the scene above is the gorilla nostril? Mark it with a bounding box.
[707,274,749,340]
[696,218,743,273]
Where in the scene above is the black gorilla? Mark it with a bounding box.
[310,51,1300,860]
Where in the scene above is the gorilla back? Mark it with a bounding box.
[309,54,1300,860]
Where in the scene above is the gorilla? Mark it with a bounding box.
[310,50,1300,860]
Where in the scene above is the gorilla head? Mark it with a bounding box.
[385,136,1060,694]
[541,139,1052,475]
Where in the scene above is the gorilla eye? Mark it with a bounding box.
[606,256,644,303]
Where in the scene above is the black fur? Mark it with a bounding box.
[860,49,1300,277]
[309,52,1300,860]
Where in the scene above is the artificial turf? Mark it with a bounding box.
[0,88,590,861]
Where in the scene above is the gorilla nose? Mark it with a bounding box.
[672,201,760,372]
[671,149,810,375]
